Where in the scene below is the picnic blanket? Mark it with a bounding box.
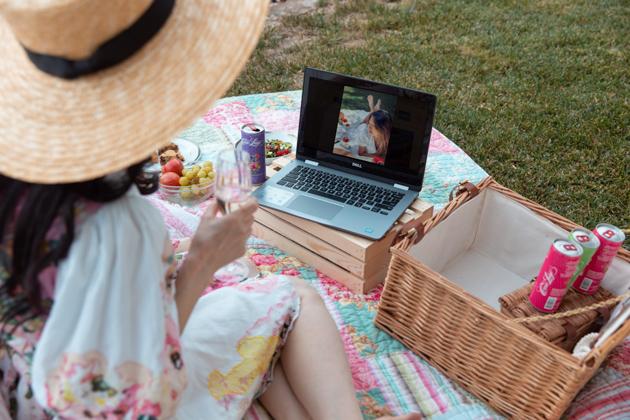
[146,91,630,420]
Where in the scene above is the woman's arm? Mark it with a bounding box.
[175,198,257,331]
[357,146,384,159]
[333,148,353,157]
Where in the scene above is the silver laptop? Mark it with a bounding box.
[253,68,437,240]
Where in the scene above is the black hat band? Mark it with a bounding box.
[24,0,176,80]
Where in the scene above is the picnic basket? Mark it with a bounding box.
[374,176,630,420]
[499,281,618,352]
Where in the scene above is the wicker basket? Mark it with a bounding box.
[374,177,630,420]
[500,282,617,352]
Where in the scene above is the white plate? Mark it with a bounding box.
[145,137,201,172]
[236,131,297,166]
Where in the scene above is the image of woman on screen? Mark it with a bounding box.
[356,109,392,162]
[333,95,393,163]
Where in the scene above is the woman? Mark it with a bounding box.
[334,96,393,162]
[0,0,420,419]
[356,108,393,161]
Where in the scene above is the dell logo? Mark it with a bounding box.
[352,162,362,168]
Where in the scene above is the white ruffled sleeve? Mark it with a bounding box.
[356,123,376,154]
[31,187,186,419]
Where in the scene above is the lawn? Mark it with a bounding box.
[229,0,630,249]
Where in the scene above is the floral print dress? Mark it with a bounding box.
[0,186,299,419]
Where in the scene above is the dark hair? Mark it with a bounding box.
[367,110,393,156]
[0,160,158,328]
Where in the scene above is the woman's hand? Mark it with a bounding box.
[175,197,258,331]
[186,197,257,277]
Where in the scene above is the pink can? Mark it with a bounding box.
[530,239,583,312]
[572,224,626,294]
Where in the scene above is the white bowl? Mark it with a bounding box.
[236,131,296,166]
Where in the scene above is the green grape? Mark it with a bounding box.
[185,171,195,179]
[179,177,189,186]
[197,170,207,178]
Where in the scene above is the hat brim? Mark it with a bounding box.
[0,0,268,184]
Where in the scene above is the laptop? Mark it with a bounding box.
[252,68,437,240]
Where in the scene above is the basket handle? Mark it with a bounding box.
[390,217,425,250]
[510,291,630,323]
[581,315,630,368]
[391,177,493,252]
[448,180,480,201]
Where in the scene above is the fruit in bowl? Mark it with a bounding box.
[160,172,181,187]
[161,157,184,176]
[159,160,214,204]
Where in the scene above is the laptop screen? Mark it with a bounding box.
[297,68,437,190]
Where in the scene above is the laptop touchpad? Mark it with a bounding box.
[288,196,343,220]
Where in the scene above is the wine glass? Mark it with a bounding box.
[213,148,253,282]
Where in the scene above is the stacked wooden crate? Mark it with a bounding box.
[252,155,433,293]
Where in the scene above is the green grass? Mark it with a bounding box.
[229,0,630,249]
[341,86,398,114]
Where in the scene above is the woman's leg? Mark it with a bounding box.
[266,276,420,420]
[258,359,312,420]
[367,95,382,112]
[368,95,375,112]
[277,276,363,419]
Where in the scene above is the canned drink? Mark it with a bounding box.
[241,123,266,184]
[566,228,600,289]
[530,239,583,313]
[572,224,626,294]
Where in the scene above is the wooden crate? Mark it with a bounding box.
[253,154,433,293]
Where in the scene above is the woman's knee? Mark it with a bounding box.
[284,276,321,303]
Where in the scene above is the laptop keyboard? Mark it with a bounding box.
[276,166,405,215]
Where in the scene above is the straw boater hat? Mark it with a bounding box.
[0,0,268,184]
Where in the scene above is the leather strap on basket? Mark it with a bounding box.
[391,179,483,251]
[563,322,577,342]
[390,218,425,250]
[596,306,611,324]
[449,181,480,202]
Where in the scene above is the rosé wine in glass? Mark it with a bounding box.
[213,149,253,281]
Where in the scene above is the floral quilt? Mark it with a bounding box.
[146,91,630,420]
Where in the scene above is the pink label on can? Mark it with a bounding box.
[530,243,581,312]
[572,229,623,294]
